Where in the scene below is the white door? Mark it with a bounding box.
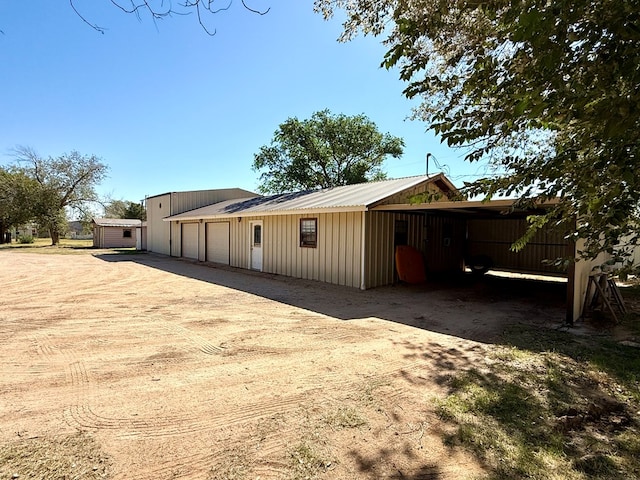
[206,222,230,265]
[250,221,263,271]
[181,223,199,259]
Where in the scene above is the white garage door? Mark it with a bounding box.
[181,223,199,259]
[206,222,230,265]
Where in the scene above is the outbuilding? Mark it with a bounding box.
[92,218,142,249]
[146,174,633,324]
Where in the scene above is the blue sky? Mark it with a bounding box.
[0,1,484,209]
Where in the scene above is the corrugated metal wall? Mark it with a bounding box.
[467,218,569,274]
[255,212,363,288]
[147,189,257,257]
[364,211,424,288]
[173,212,364,288]
[146,194,171,255]
[423,214,466,273]
[171,189,256,215]
[94,227,137,248]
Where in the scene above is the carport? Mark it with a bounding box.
[373,198,594,325]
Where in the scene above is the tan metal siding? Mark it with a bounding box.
[423,215,466,273]
[229,216,253,269]
[107,227,136,248]
[467,218,569,275]
[171,189,257,215]
[364,212,394,288]
[94,226,137,248]
[223,212,363,288]
[364,212,425,288]
[146,194,171,255]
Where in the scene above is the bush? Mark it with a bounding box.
[18,235,35,244]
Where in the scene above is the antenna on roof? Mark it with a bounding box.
[425,153,450,177]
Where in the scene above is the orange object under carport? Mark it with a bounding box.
[395,245,426,284]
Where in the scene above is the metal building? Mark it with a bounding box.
[147,174,633,324]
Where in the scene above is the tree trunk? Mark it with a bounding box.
[50,228,60,246]
[0,222,5,244]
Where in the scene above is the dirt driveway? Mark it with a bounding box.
[0,251,566,479]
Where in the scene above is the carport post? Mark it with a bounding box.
[566,261,576,326]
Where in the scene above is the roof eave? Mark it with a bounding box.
[163,205,367,222]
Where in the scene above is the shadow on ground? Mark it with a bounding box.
[94,252,567,345]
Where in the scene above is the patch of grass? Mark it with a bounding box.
[323,406,367,429]
[288,443,331,480]
[208,451,250,480]
[356,377,391,407]
[0,237,94,253]
[0,238,146,256]
[0,431,110,479]
[435,328,640,480]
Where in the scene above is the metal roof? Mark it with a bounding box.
[93,218,143,227]
[164,175,445,221]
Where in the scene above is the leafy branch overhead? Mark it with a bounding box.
[315,0,640,264]
[252,109,404,194]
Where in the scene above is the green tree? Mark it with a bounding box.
[0,168,40,243]
[13,147,109,245]
[253,109,404,194]
[104,200,146,221]
[316,0,640,263]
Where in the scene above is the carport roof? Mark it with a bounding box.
[372,197,560,215]
[164,174,456,221]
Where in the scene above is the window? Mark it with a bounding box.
[253,224,262,246]
[394,220,408,247]
[123,229,132,238]
[300,218,317,248]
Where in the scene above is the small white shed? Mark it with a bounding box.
[92,218,142,249]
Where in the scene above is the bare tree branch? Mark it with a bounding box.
[68,0,270,35]
[241,0,270,15]
[69,0,107,34]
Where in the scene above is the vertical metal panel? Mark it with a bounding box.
[167,211,365,288]
[102,227,136,248]
[230,212,362,288]
[364,211,426,288]
[171,221,181,257]
[467,218,569,274]
[228,216,252,269]
[146,194,171,255]
[423,214,466,273]
[170,189,257,215]
[365,212,394,288]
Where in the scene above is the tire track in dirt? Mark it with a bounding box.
[34,322,431,443]
[158,322,225,355]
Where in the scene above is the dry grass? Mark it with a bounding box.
[0,238,94,252]
[0,431,111,479]
[0,238,142,255]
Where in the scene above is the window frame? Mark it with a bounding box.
[123,229,132,238]
[299,218,318,248]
